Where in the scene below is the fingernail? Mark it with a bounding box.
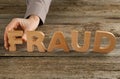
[5,46,8,50]
[6,47,8,50]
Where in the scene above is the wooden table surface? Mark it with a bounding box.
[0,0,120,79]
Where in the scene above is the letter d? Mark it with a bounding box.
[93,31,116,53]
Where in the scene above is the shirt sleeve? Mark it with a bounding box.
[25,0,52,24]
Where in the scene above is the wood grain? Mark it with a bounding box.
[0,57,119,79]
[0,0,120,78]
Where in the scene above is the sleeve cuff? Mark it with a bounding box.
[24,0,51,24]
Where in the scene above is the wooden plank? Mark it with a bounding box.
[1,6,120,18]
[0,71,120,79]
[1,0,120,6]
[0,57,120,78]
[1,0,120,16]
[1,14,120,24]
[0,0,25,5]
[51,0,120,6]
[0,14,24,19]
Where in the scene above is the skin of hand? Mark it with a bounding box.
[4,15,40,50]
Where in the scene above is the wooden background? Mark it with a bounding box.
[0,0,120,78]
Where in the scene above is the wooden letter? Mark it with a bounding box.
[48,31,69,52]
[71,30,91,52]
[8,31,23,51]
[93,31,116,53]
[27,31,46,52]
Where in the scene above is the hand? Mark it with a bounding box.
[4,15,40,50]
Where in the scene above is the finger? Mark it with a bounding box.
[22,33,27,42]
[4,30,9,50]
[4,18,20,50]
[7,18,20,31]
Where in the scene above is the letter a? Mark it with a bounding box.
[48,31,69,52]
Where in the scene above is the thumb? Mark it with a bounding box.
[22,33,27,42]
